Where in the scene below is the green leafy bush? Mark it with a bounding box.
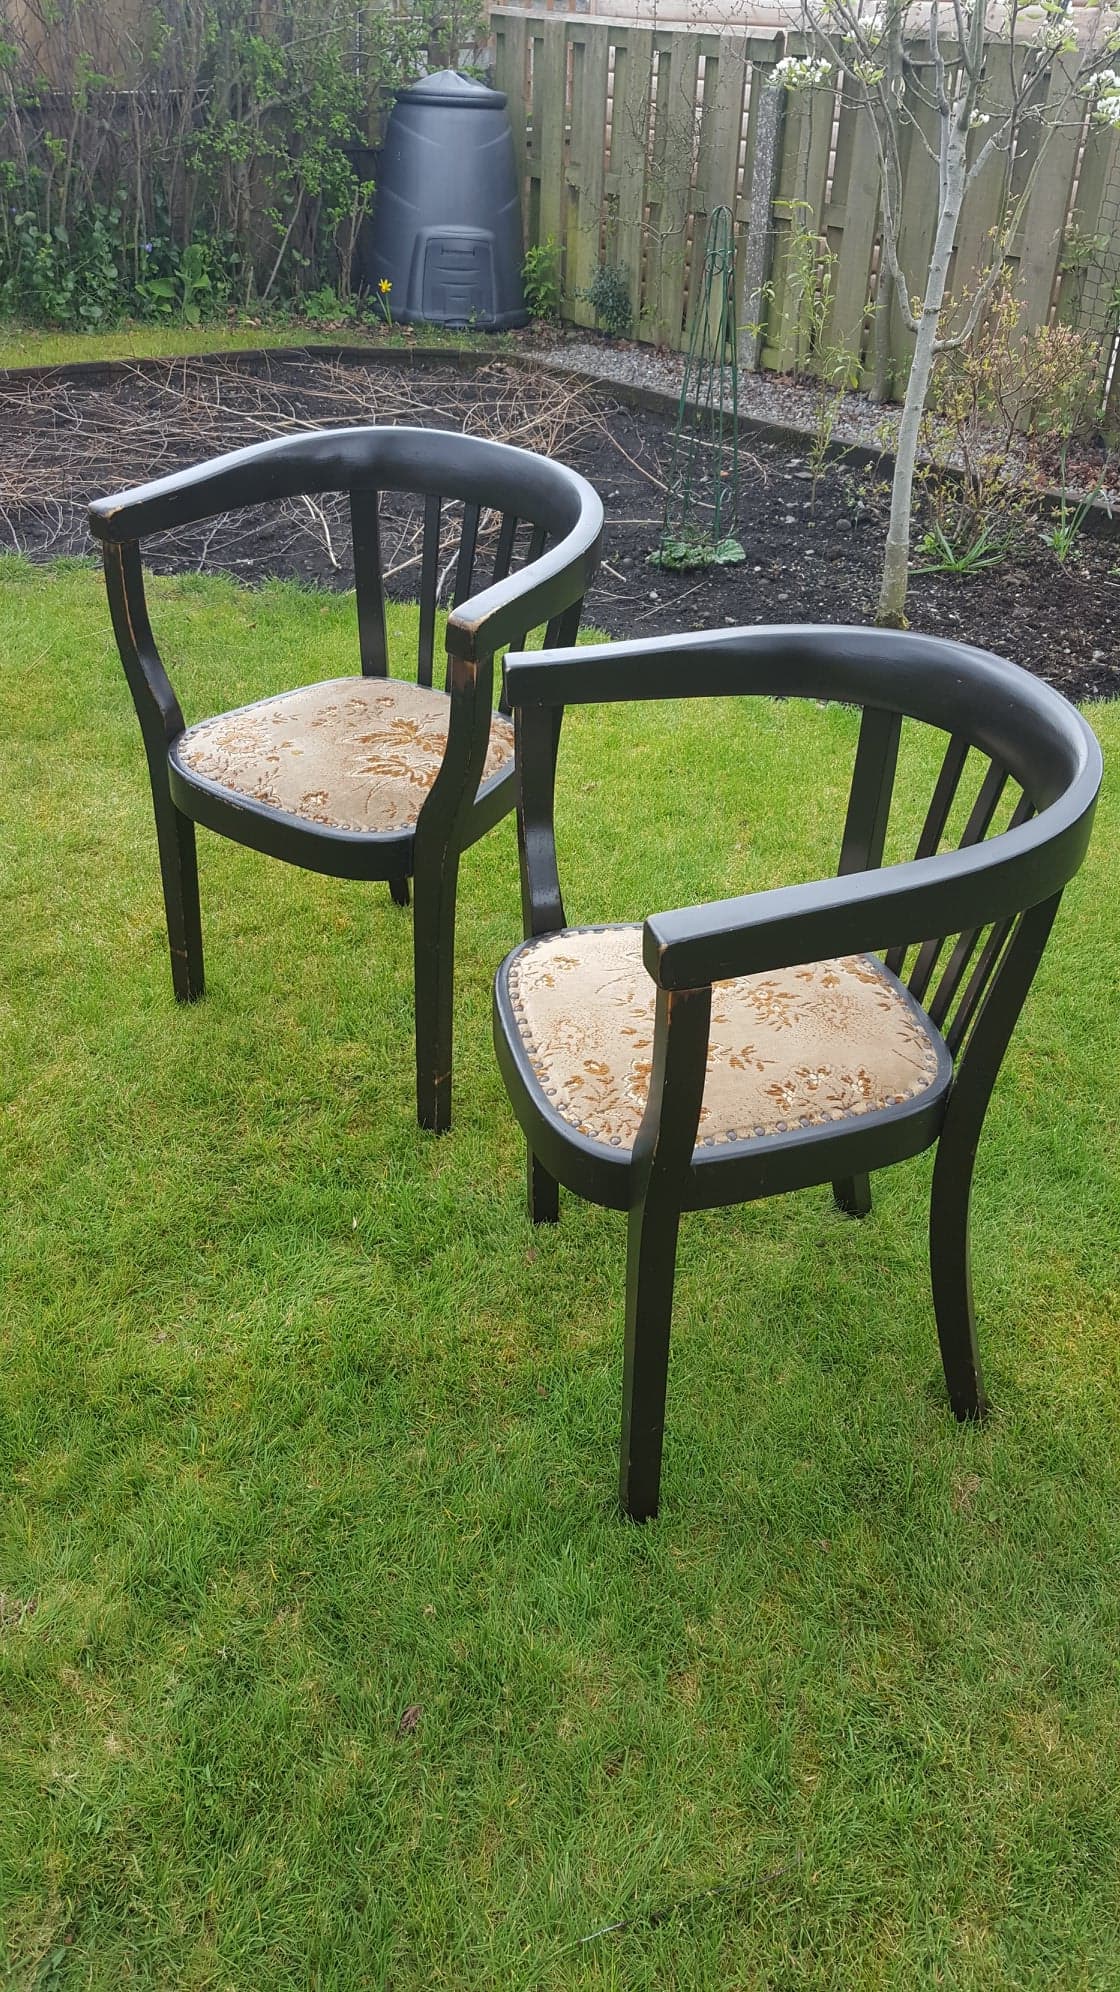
[580,263,633,339]
[0,0,487,325]
[522,237,561,321]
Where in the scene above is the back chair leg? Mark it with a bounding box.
[527,1149,559,1225]
[152,782,204,1002]
[619,1191,684,1522]
[929,1134,989,1421]
[833,1174,872,1218]
[389,878,410,908]
[412,850,459,1135]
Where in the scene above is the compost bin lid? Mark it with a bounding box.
[395,69,508,110]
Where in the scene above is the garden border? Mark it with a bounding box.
[2,339,1115,538]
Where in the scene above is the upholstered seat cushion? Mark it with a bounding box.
[173,676,515,834]
[503,924,946,1151]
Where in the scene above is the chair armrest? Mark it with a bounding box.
[642,802,1094,991]
[446,511,602,663]
[503,632,710,707]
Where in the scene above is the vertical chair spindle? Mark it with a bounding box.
[417,493,442,690]
[493,513,519,585]
[909,761,1009,1003]
[885,733,971,976]
[452,504,481,607]
[350,487,389,678]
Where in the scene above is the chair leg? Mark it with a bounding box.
[389,877,410,908]
[618,1192,684,1522]
[527,1148,559,1225]
[833,1174,871,1218]
[412,852,459,1135]
[152,784,204,1002]
[929,1135,989,1422]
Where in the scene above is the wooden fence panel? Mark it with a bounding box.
[887,76,941,392]
[688,36,748,343]
[762,75,832,374]
[565,23,610,328]
[532,22,568,250]
[494,14,531,224]
[949,40,1014,328]
[824,86,881,377]
[1014,57,1084,332]
[642,31,701,344]
[611,26,655,334]
[492,10,1120,384]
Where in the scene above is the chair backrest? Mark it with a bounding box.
[89,425,604,687]
[504,625,1102,1070]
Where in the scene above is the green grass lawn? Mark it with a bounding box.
[2,554,1119,1989]
[0,320,504,372]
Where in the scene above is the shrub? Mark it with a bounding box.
[0,0,487,324]
[522,237,561,321]
[915,285,1105,574]
[580,263,633,339]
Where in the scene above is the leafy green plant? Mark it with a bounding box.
[1059,228,1108,275]
[298,283,358,323]
[914,520,1011,576]
[0,0,483,323]
[177,243,212,324]
[522,237,561,321]
[579,262,632,339]
[0,196,126,326]
[912,289,1108,584]
[1044,442,1112,565]
[131,234,234,325]
[649,532,745,571]
[767,206,866,506]
[916,289,1045,575]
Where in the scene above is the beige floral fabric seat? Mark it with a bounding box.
[505,924,944,1151]
[173,676,515,834]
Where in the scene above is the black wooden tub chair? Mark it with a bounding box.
[493,626,1102,1519]
[90,427,602,1132]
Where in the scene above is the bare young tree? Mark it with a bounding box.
[773,2,1120,624]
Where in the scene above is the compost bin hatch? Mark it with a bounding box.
[366,69,529,331]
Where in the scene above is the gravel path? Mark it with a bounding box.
[530,333,1117,507]
[532,334,901,449]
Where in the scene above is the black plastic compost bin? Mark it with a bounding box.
[365,70,528,330]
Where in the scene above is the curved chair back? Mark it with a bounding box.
[507,625,1101,1068]
[89,426,603,676]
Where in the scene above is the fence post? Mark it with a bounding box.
[565,23,610,327]
[612,26,655,338]
[741,77,781,372]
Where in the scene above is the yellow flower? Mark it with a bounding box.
[378,278,392,295]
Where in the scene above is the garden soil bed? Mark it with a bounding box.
[2,347,1118,701]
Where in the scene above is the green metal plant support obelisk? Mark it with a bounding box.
[651,205,745,570]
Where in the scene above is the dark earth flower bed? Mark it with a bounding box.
[3,348,1118,700]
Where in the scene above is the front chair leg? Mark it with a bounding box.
[151,779,204,1002]
[619,1192,684,1522]
[833,1174,871,1218]
[389,877,410,908]
[412,850,459,1135]
[527,1148,559,1225]
[929,1133,989,1422]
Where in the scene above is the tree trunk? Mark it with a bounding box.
[876,141,967,628]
